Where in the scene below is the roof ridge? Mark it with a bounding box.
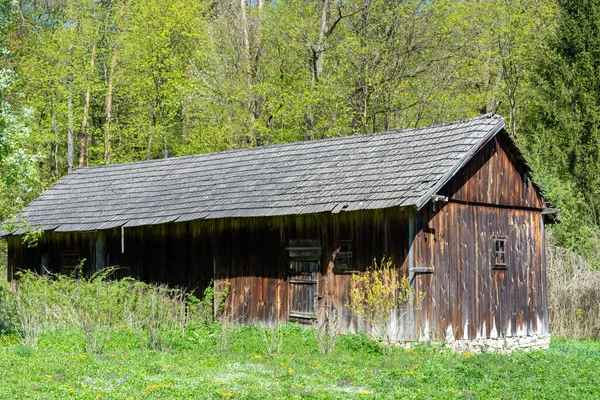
[72,114,502,173]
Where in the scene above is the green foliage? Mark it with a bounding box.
[125,281,187,351]
[520,0,600,265]
[0,1,40,222]
[13,343,33,357]
[348,257,425,354]
[547,243,600,339]
[259,322,284,356]
[186,280,229,327]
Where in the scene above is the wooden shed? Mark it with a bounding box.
[2,115,555,349]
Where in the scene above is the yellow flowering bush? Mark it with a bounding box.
[348,257,425,354]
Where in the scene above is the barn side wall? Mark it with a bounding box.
[6,208,414,337]
[211,209,412,336]
[414,135,548,342]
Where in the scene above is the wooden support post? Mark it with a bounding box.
[94,231,106,273]
[121,226,125,254]
[408,206,416,286]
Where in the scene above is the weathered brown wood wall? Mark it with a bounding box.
[413,135,548,340]
[212,209,410,332]
[6,208,411,335]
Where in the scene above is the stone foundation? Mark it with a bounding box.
[447,334,551,354]
[396,334,551,353]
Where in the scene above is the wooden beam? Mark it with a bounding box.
[408,207,415,285]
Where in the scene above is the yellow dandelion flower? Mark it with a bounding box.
[358,390,373,395]
[313,362,320,368]
[68,388,75,393]
[288,368,294,374]
[218,391,233,398]
[252,354,262,360]
[97,394,103,399]
[147,383,172,392]
[325,371,330,375]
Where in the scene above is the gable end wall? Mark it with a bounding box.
[413,135,548,340]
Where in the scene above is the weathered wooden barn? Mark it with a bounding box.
[2,115,555,348]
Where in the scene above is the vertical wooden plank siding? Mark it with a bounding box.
[414,134,548,339]
[417,203,546,339]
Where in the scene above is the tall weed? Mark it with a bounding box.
[313,307,340,354]
[5,269,225,352]
[259,322,284,356]
[547,243,600,339]
[127,282,187,351]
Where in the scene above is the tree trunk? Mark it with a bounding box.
[104,1,126,165]
[305,0,330,141]
[163,135,168,159]
[79,24,101,167]
[67,78,74,172]
[182,101,190,142]
[314,0,329,86]
[51,104,58,178]
[240,0,257,145]
[146,130,154,160]
[104,51,116,164]
[240,0,252,88]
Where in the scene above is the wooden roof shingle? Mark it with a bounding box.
[9,114,509,233]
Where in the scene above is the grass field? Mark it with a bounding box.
[1,325,598,400]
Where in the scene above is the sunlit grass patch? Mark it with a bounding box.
[0,326,599,399]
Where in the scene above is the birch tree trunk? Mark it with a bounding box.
[51,103,58,178]
[239,0,256,145]
[67,77,74,172]
[240,0,251,88]
[305,0,330,140]
[104,2,126,164]
[104,50,116,164]
[78,24,101,167]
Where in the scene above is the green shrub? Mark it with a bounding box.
[186,281,229,326]
[0,283,15,333]
[313,307,340,354]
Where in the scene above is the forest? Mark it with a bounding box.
[0,0,599,266]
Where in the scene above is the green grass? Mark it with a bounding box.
[0,326,598,399]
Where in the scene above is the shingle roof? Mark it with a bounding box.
[9,114,508,234]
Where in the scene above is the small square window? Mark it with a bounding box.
[492,237,507,270]
[333,240,356,274]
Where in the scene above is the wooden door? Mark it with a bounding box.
[287,240,321,323]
